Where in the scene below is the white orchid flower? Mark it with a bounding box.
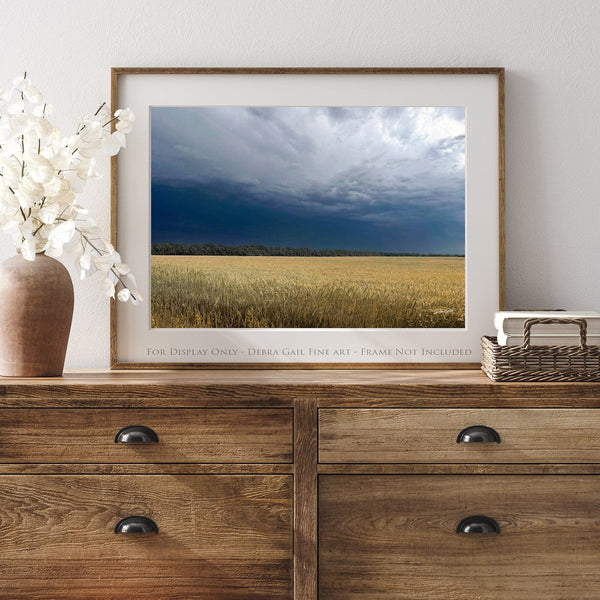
[129,290,143,305]
[93,103,111,123]
[38,202,61,225]
[117,288,131,302]
[0,74,140,302]
[115,120,134,134]
[6,99,25,115]
[93,252,116,272]
[79,252,92,270]
[42,176,62,198]
[15,177,44,209]
[32,116,53,138]
[115,107,135,134]
[24,152,55,184]
[32,103,54,117]
[21,236,36,261]
[47,219,75,249]
[44,244,64,258]
[23,85,42,104]
[9,112,35,134]
[60,170,85,194]
[72,204,88,216]
[11,75,31,91]
[102,130,126,156]
[103,240,116,254]
[100,277,115,298]
[0,157,21,187]
[114,262,130,275]
[115,108,135,122]
[73,155,99,179]
[0,120,13,143]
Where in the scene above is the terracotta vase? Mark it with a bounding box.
[0,253,74,376]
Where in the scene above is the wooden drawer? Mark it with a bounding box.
[0,474,292,599]
[319,408,600,463]
[319,474,600,599]
[0,408,292,463]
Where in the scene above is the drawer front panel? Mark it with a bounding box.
[319,408,600,463]
[0,474,292,599]
[0,408,293,463]
[319,474,600,600]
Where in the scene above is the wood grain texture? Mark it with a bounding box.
[294,398,318,600]
[112,361,483,370]
[111,68,505,75]
[318,463,600,475]
[0,463,292,475]
[319,408,600,464]
[0,408,292,464]
[498,67,506,310]
[0,474,292,599]
[2,370,600,408]
[1,370,599,599]
[110,67,118,369]
[319,474,600,599]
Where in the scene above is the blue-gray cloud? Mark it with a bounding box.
[151,106,465,253]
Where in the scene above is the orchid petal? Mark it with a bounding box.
[93,253,115,272]
[47,219,75,248]
[79,252,92,270]
[44,244,63,258]
[43,177,62,197]
[100,277,115,298]
[7,100,25,115]
[0,121,13,143]
[11,76,31,91]
[21,237,36,261]
[32,103,54,117]
[117,288,131,302]
[38,203,61,225]
[24,152,54,184]
[114,262,130,275]
[9,112,35,134]
[130,290,143,305]
[102,131,123,156]
[115,119,133,134]
[23,86,42,104]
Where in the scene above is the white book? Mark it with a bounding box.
[497,331,600,347]
[494,311,600,336]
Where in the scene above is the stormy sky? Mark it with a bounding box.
[151,106,465,254]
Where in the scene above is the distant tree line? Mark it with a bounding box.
[152,242,464,258]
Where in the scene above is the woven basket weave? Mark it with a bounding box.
[481,318,600,382]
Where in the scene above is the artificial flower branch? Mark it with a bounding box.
[0,73,140,303]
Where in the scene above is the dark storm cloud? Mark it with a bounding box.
[151,105,465,253]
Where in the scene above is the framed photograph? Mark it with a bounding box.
[111,68,504,369]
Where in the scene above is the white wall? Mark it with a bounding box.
[1,0,599,368]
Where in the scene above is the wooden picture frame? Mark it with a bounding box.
[111,67,504,369]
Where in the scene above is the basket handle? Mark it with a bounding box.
[522,318,587,350]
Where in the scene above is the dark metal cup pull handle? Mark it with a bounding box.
[456,425,501,444]
[114,516,159,534]
[114,425,159,444]
[457,516,500,534]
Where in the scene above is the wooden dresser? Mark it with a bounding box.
[1,370,599,599]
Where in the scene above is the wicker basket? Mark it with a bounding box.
[481,317,600,382]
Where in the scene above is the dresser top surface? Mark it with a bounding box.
[0,370,598,407]
[0,368,541,387]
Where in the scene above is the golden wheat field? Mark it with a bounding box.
[151,255,465,329]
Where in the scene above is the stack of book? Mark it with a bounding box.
[494,311,600,346]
